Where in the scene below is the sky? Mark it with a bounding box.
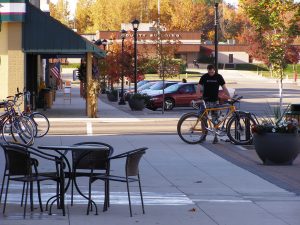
[50,0,240,17]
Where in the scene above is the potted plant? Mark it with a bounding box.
[128,93,150,111]
[107,89,118,102]
[251,117,299,165]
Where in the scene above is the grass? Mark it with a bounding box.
[61,63,80,69]
[235,63,300,79]
[235,63,269,71]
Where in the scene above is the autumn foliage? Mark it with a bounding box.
[101,33,147,88]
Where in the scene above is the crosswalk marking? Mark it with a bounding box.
[2,192,193,205]
[86,122,93,136]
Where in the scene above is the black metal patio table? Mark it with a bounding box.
[38,145,110,215]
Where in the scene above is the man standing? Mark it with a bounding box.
[198,64,230,143]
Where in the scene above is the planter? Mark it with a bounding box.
[128,98,145,111]
[107,93,118,102]
[253,133,299,165]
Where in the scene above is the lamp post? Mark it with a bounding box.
[119,29,127,105]
[131,19,140,93]
[102,39,107,50]
[214,0,219,74]
[95,39,108,93]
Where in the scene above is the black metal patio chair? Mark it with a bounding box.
[0,143,61,217]
[71,142,114,215]
[90,147,148,217]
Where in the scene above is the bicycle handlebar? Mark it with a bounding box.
[225,95,243,105]
[191,95,243,109]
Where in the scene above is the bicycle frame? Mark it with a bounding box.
[0,112,10,128]
[198,104,236,132]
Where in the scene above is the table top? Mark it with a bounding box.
[38,145,110,151]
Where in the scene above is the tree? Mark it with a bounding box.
[75,0,94,33]
[240,0,300,112]
[168,0,209,31]
[220,4,248,41]
[103,34,147,89]
[49,0,70,26]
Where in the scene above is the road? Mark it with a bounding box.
[44,69,300,135]
[47,118,179,135]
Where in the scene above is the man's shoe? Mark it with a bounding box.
[212,136,219,144]
[199,136,206,143]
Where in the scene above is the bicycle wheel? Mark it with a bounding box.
[29,112,50,137]
[177,112,207,144]
[2,117,34,146]
[2,119,14,143]
[226,112,256,145]
[13,116,34,145]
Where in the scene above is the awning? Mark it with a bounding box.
[22,3,105,58]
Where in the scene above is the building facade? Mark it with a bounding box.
[94,30,262,67]
[0,1,104,117]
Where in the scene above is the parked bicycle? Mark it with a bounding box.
[0,96,34,146]
[177,96,258,145]
[14,90,50,138]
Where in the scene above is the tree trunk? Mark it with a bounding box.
[279,70,283,115]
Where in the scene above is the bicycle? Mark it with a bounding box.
[0,98,34,146]
[14,90,50,138]
[177,96,258,145]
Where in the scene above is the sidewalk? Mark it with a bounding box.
[1,135,299,225]
[0,76,300,225]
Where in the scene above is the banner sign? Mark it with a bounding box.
[0,1,26,22]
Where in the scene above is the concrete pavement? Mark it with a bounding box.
[1,134,299,225]
[0,71,300,225]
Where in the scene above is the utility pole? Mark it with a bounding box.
[157,0,165,114]
[214,1,219,74]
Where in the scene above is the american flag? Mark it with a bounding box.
[50,62,61,80]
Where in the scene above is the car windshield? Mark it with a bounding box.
[164,83,180,93]
[137,80,148,88]
[149,82,164,90]
[138,82,155,91]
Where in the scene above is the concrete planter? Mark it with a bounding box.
[253,133,299,165]
[128,98,145,111]
[107,92,118,102]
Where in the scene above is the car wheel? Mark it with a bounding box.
[164,98,174,110]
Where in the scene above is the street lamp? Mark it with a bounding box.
[94,39,107,50]
[95,39,108,93]
[118,29,127,105]
[102,39,108,50]
[214,0,220,74]
[131,19,140,93]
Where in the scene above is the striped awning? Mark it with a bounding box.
[0,0,26,22]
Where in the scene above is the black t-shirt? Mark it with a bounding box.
[199,73,225,102]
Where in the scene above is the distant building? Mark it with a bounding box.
[93,30,261,67]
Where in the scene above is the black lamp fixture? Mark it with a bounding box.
[94,38,108,93]
[214,0,220,74]
[118,29,127,105]
[94,39,108,51]
[131,19,140,93]
[102,39,108,50]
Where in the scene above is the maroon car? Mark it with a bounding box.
[146,82,233,110]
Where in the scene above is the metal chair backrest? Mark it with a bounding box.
[125,149,146,177]
[73,142,114,170]
[1,144,31,176]
[74,150,110,170]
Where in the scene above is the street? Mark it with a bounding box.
[44,69,300,135]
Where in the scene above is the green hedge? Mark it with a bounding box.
[235,63,268,71]
[61,63,80,69]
